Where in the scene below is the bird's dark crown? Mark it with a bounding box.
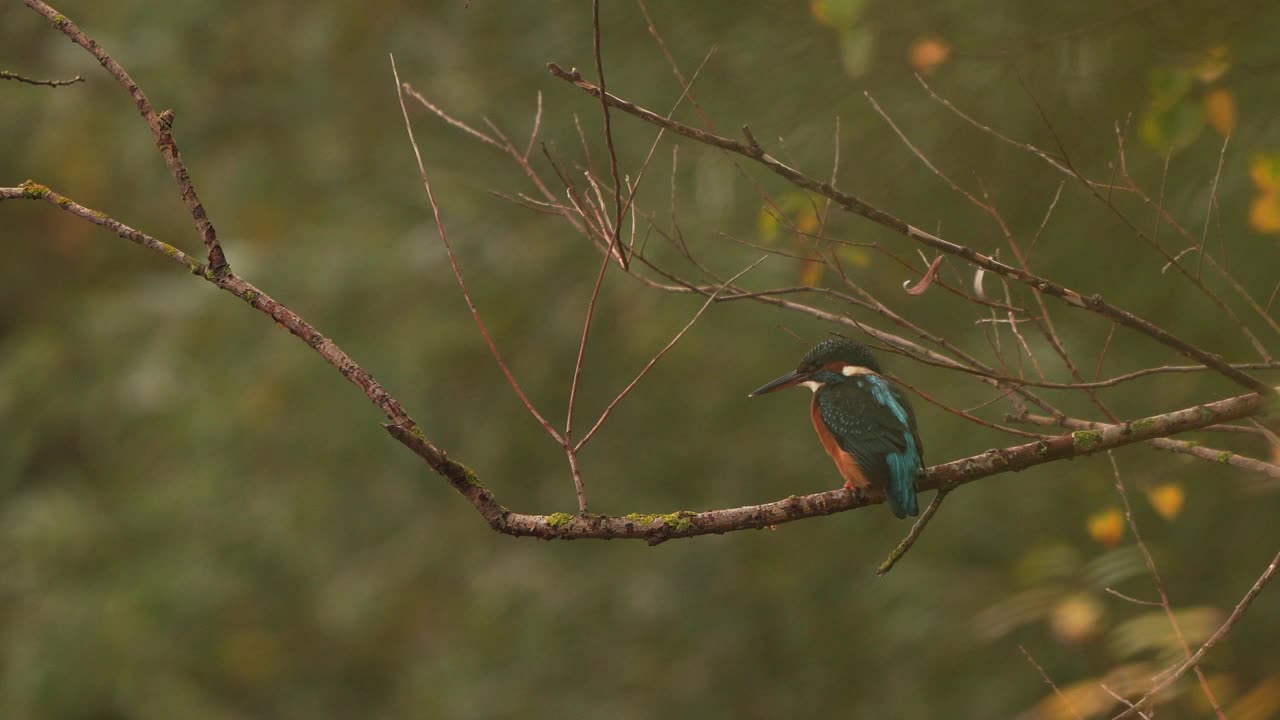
[796,338,882,374]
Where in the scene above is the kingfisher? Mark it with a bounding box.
[749,338,923,518]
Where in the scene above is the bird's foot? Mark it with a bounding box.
[842,481,866,503]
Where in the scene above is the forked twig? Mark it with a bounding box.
[1111,547,1280,719]
[575,258,766,451]
[24,0,228,273]
[393,54,564,445]
[1107,453,1225,718]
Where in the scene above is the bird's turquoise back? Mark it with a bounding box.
[816,375,923,518]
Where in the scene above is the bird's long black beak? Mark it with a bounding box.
[748,370,810,397]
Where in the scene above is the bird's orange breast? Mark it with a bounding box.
[810,395,870,489]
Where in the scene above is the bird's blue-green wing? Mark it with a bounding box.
[817,376,923,518]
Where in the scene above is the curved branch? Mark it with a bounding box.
[420,387,1270,545]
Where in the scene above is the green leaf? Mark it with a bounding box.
[812,0,867,30]
[1139,99,1205,153]
[839,26,875,78]
[1148,66,1194,110]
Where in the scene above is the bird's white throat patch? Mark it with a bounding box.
[800,380,824,392]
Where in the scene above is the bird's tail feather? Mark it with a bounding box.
[885,449,921,519]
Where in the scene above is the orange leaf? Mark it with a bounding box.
[1250,191,1280,234]
[909,37,951,73]
[795,205,820,234]
[1146,483,1185,520]
[1203,88,1237,136]
[1088,508,1125,546]
[800,260,825,287]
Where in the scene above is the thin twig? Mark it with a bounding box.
[877,489,950,575]
[1100,684,1152,720]
[591,0,628,269]
[575,258,766,451]
[1197,134,1229,280]
[635,0,716,130]
[1107,452,1226,718]
[524,90,543,161]
[0,69,84,86]
[562,248,615,510]
[1025,181,1065,262]
[1104,587,1162,607]
[393,54,564,445]
[1020,645,1085,720]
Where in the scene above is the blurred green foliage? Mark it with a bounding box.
[3,1,1280,717]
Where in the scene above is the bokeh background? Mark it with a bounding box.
[4,1,1280,717]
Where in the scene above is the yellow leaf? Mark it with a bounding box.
[1050,593,1104,644]
[1227,675,1280,720]
[1203,88,1237,135]
[758,205,780,243]
[1022,665,1154,720]
[1250,191,1280,234]
[795,205,820,234]
[1193,46,1231,84]
[840,246,872,268]
[799,260,825,287]
[1088,508,1125,546]
[909,37,951,73]
[1146,482,1185,520]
